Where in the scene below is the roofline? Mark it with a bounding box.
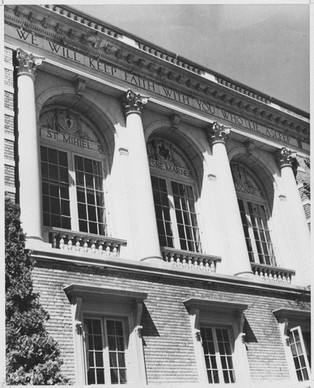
[59,4,309,118]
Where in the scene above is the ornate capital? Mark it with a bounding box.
[275,147,297,169]
[16,48,44,78]
[206,122,231,145]
[121,89,149,116]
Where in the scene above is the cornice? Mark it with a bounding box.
[4,4,309,145]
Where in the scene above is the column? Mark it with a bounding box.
[16,48,44,245]
[275,148,310,285]
[121,89,162,262]
[207,122,252,276]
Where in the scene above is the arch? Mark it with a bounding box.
[145,119,206,193]
[228,142,279,211]
[36,86,123,170]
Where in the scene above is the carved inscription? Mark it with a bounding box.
[12,26,299,147]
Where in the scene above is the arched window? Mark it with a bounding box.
[147,139,201,252]
[40,108,107,235]
[231,163,276,266]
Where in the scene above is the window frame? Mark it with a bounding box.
[232,163,277,266]
[150,166,202,253]
[273,308,311,383]
[41,134,108,236]
[83,315,129,385]
[289,326,311,382]
[200,324,236,384]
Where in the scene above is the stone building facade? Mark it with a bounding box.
[4,4,311,387]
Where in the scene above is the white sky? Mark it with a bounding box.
[71,3,310,113]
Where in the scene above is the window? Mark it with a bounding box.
[84,318,127,385]
[201,326,235,384]
[148,140,201,252]
[184,298,249,386]
[231,163,276,266]
[273,308,311,383]
[289,326,311,382]
[64,284,147,386]
[151,176,201,251]
[40,108,106,235]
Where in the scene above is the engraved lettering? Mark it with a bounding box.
[48,42,62,53]
[16,29,30,41]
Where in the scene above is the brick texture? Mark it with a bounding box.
[4,164,15,187]
[4,114,14,136]
[4,139,14,160]
[4,68,13,88]
[32,260,310,385]
[4,91,14,110]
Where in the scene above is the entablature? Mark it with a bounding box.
[4,4,310,150]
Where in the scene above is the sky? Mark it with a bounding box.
[71,3,310,113]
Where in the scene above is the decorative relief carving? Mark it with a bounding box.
[206,121,231,145]
[171,113,181,129]
[16,48,44,77]
[275,147,297,169]
[121,89,149,115]
[40,108,104,153]
[147,140,192,178]
[231,164,264,199]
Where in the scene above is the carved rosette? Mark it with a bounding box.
[206,122,231,145]
[16,48,44,78]
[275,147,297,169]
[121,89,149,116]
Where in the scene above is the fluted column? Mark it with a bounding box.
[16,48,44,245]
[275,148,310,285]
[206,122,252,276]
[121,89,162,262]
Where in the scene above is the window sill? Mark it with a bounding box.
[161,247,221,273]
[251,262,295,284]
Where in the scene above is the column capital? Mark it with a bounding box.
[206,122,231,145]
[121,89,149,116]
[275,147,297,169]
[16,48,44,78]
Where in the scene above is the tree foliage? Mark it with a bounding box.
[5,198,69,385]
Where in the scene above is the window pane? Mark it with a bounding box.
[171,181,201,252]
[151,176,174,247]
[75,156,106,235]
[106,320,127,384]
[289,327,310,382]
[201,326,235,384]
[41,146,71,229]
[84,319,105,386]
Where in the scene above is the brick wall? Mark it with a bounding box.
[4,46,16,202]
[32,259,310,385]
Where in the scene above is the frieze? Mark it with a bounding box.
[7,24,309,151]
